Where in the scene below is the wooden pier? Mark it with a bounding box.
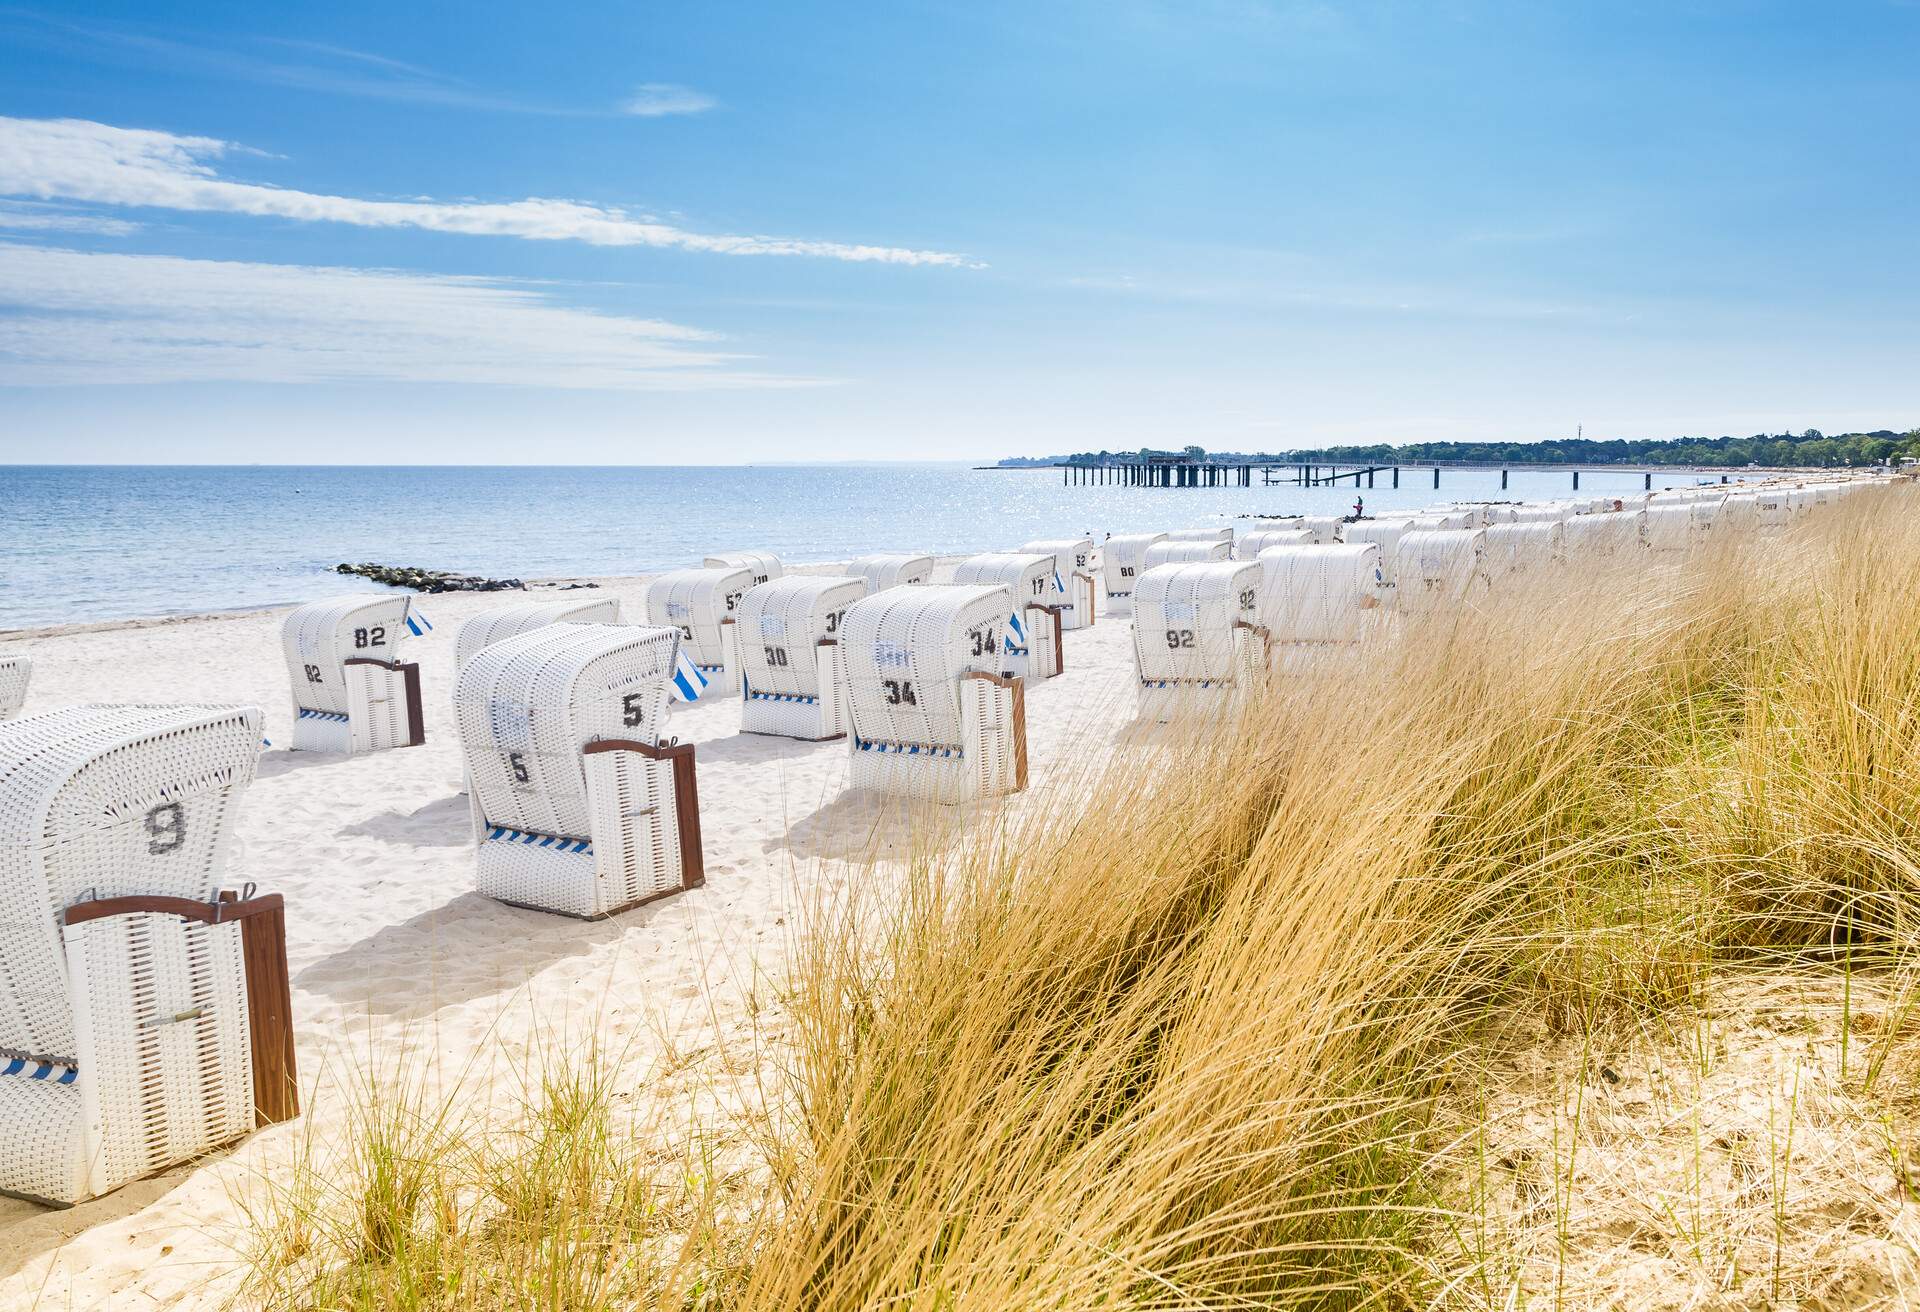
[976,459,1746,493]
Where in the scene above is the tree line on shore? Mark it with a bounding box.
[999,427,1920,469]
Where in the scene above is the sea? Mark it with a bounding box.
[0,463,1749,631]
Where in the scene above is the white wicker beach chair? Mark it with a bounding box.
[1165,528,1235,547]
[1236,528,1314,559]
[1394,530,1485,611]
[1480,522,1566,578]
[1142,539,1232,571]
[1641,504,1697,552]
[0,703,296,1206]
[282,596,426,753]
[1511,503,1575,525]
[454,598,624,669]
[737,576,868,740]
[703,552,783,586]
[1255,545,1386,644]
[641,567,753,698]
[1340,521,1408,586]
[840,585,1027,803]
[1100,533,1167,614]
[1560,510,1643,559]
[951,554,1062,680]
[0,655,28,720]
[1299,516,1346,544]
[1132,562,1267,721]
[455,624,703,918]
[849,554,936,593]
[1018,538,1098,631]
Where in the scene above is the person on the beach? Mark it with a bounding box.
[1352,496,1364,518]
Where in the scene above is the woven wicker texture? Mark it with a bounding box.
[1480,522,1566,577]
[1141,539,1232,571]
[1017,539,1097,631]
[1298,516,1345,544]
[703,552,784,586]
[1561,510,1642,558]
[642,568,752,695]
[454,598,623,669]
[1340,522,1409,586]
[0,655,29,720]
[455,623,687,917]
[1254,544,1385,643]
[1165,528,1234,545]
[950,555,1058,680]
[1100,533,1167,607]
[0,703,262,1203]
[1133,561,1263,684]
[737,576,867,740]
[282,595,418,752]
[1394,530,1485,610]
[1236,529,1314,559]
[848,554,935,592]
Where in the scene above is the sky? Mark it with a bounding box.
[0,0,1915,464]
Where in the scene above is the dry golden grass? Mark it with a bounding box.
[237,484,1920,1310]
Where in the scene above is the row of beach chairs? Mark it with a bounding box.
[0,475,1889,1206]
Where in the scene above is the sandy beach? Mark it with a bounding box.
[0,562,1140,1308]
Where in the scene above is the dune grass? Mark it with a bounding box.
[237,486,1920,1310]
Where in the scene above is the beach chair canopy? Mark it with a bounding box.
[1133,561,1263,684]
[1164,527,1235,545]
[840,584,1011,753]
[0,654,28,720]
[455,597,623,669]
[1395,529,1484,605]
[1255,544,1385,642]
[1237,528,1314,559]
[1480,522,1565,576]
[849,554,935,592]
[1142,539,1232,570]
[282,594,415,718]
[704,552,783,586]
[642,567,754,669]
[1101,533,1167,597]
[737,575,867,701]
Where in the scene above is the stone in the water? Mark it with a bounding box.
[334,562,526,593]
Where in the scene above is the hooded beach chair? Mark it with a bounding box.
[282,596,427,753]
[1255,544,1387,645]
[455,598,624,669]
[1142,539,1232,571]
[1480,522,1566,579]
[1100,533,1167,615]
[951,554,1062,680]
[1640,504,1698,552]
[737,575,869,740]
[641,567,754,698]
[1560,510,1643,560]
[1393,530,1486,612]
[849,554,936,593]
[0,655,28,720]
[1341,521,1410,586]
[0,704,296,1206]
[1132,561,1268,722]
[840,584,1027,804]
[1299,516,1346,544]
[704,552,783,586]
[1511,502,1575,524]
[1019,538,1098,631]
[1165,528,1235,548]
[455,624,703,918]
[1236,528,1314,559]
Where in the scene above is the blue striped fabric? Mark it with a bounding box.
[485,825,592,855]
[1,1057,77,1085]
[747,690,819,705]
[297,708,349,721]
[669,651,710,703]
[405,611,433,636]
[853,737,960,759]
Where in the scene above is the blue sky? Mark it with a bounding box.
[0,0,1914,463]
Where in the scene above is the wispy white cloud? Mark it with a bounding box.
[0,199,138,235]
[622,83,718,117]
[0,241,825,389]
[0,116,976,267]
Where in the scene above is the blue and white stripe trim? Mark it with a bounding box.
[1,1058,77,1085]
[669,651,710,703]
[748,689,819,705]
[485,825,592,855]
[297,708,349,722]
[853,737,962,760]
[1144,678,1229,689]
[405,610,433,637]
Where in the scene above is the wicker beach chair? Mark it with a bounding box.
[0,655,28,720]
[1641,504,1700,552]
[1254,544,1387,644]
[1340,521,1409,586]
[1299,515,1346,543]
[1141,539,1232,571]
[1100,533,1167,615]
[737,576,868,740]
[1132,562,1268,721]
[455,624,703,918]
[455,598,624,669]
[282,596,426,753]
[849,554,936,593]
[951,554,1062,680]
[1018,538,1098,631]
[0,704,296,1206]
[1394,530,1486,611]
[1511,502,1576,524]
[641,567,753,698]
[1480,522,1566,578]
[704,552,783,586]
[840,584,1027,803]
[1561,510,1643,559]
[1165,528,1235,547]
[1236,528,1314,559]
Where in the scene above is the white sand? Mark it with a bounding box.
[0,566,1143,1308]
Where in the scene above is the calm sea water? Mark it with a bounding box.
[0,464,1745,631]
